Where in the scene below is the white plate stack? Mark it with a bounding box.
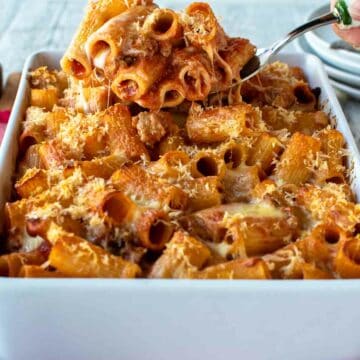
[295,4,360,100]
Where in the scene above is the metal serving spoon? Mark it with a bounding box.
[239,10,344,83]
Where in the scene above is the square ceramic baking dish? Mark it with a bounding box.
[0,51,360,360]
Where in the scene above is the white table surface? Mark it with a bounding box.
[0,0,358,145]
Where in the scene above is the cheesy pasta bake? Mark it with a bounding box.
[1,0,360,279]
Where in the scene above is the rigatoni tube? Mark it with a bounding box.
[276,132,321,185]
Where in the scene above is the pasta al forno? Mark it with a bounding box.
[63,0,256,110]
[1,0,360,279]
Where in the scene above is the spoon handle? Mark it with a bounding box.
[270,12,339,56]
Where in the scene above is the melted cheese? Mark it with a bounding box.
[93,47,111,70]
[222,203,284,227]
[4,1,359,280]
[21,234,45,252]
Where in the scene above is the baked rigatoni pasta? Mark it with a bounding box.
[61,0,150,79]
[1,1,359,280]
[62,1,256,110]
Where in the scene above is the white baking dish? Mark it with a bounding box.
[0,51,360,360]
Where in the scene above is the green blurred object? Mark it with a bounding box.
[335,0,352,26]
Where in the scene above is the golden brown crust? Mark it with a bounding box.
[2,2,358,279]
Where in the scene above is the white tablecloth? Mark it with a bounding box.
[0,0,358,144]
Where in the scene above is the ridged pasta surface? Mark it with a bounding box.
[1,1,359,279]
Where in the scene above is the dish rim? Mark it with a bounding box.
[330,79,360,100]
[304,4,360,75]
[305,31,360,75]
[294,36,360,89]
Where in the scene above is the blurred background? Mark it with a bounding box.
[0,0,358,144]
